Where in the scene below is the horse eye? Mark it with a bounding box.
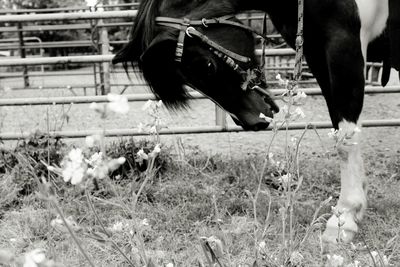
[207,61,216,76]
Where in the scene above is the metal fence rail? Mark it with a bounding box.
[0,10,138,22]
[1,86,400,106]
[0,3,139,14]
[0,49,295,66]
[1,119,400,140]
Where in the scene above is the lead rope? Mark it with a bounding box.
[261,13,268,70]
[257,13,268,88]
[293,0,305,86]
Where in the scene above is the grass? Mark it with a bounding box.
[0,133,399,266]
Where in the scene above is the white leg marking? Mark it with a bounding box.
[355,0,389,76]
[323,120,367,243]
[355,0,388,45]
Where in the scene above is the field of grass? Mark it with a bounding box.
[1,68,400,266]
[1,123,400,266]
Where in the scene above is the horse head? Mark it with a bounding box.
[113,0,278,130]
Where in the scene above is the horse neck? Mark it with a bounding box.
[233,0,298,47]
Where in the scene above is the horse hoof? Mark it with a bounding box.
[322,227,356,244]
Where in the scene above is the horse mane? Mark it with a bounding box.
[112,0,160,65]
[113,0,193,108]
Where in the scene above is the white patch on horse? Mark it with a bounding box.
[323,120,367,243]
[355,0,389,62]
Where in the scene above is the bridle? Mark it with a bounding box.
[155,14,278,109]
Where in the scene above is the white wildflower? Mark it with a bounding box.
[291,137,298,146]
[87,152,103,166]
[353,126,361,133]
[258,241,266,251]
[326,254,344,267]
[23,249,46,267]
[294,107,306,119]
[328,128,339,139]
[111,221,124,232]
[153,144,161,153]
[346,260,361,267]
[279,174,291,186]
[276,73,289,87]
[149,125,158,134]
[290,251,304,266]
[107,93,129,114]
[340,229,348,239]
[85,134,102,147]
[86,166,106,179]
[142,100,153,111]
[281,104,289,115]
[89,102,106,114]
[259,113,273,123]
[293,90,307,105]
[46,166,56,172]
[61,148,86,185]
[331,206,348,218]
[50,216,80,232]
[85,136,95,147]
[137,149,148,163]
[150,144,161,157]
[141,219,149,226]
[107,157,126,172]
[137,122,145,133]
[68,148,84,163]
[166,263,174,267]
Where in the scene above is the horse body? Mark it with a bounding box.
[114,0,396,243]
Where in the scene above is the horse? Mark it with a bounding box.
[113,0,399,243]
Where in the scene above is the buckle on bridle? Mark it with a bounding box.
[185,27,195,38]
[201,18,208,27]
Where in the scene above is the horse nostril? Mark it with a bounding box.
[252,122,269,131]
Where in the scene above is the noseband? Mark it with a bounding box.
[155,15,276,103]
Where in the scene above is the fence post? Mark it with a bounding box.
[99,21,111,94]
[17,23,29,88]
[215,105,227,131]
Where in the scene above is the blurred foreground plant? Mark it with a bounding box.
[43,96,166,266]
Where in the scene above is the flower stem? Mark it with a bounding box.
[50,197,96,267]
[86,189,136,267]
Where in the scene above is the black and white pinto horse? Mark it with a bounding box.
[113,0,399,243]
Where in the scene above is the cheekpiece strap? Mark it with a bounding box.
[175,18,191,62]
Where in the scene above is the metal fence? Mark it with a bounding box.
[0,9,399,141]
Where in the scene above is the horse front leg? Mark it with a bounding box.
[306,30,367,243]
[323,120,367,243]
